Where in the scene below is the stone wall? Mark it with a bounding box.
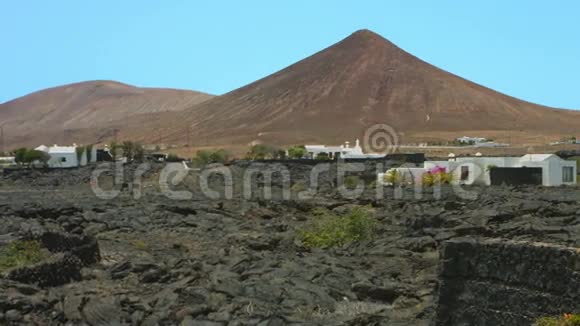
[6,232,100,287]
[432,239,580,326]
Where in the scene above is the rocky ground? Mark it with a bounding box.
[1,163,580,325]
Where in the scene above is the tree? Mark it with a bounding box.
[75,146,86,163]
[14,148,50,167]
[24,150,50,167]
[287,145,306,159]
[14,148,28,165]
[124,142,145,161]
[109,142,119,161]
[192,150,212,167]
[86,145,94,163]
[133,144,145,161]
[121,141,134,161]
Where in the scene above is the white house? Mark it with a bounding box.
[379,154,577,187]
[456,136,487,144]
[305,139,385,160]
[35,144,97,168]
[0,156,16,167]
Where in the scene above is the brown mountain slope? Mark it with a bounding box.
[0,80,213,147]
[132,29,580,148]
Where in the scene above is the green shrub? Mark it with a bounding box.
[315,152,330,160]
[383,169,404,185]
[299,206,376,248]
[192,149,230,167]
[422,172,453,186]
[344,176,361,189]
[534,314,580,326]
[485,164,497,172]
[287,145,307,159]
[0,240,50,273]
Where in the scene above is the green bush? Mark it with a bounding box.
[14,148,50,167]
[422,172,453,186]
[287,145,307,159]
[485,164,497,172]
[383,169,403,185]
[0,240,50,273]
[299,206,376,248]
[534,314,580,326]
[315,152,330,160]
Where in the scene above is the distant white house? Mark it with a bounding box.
[379,154,577,187]
[0,156,16,167]
[35,144,97,168]
[456,136,487,144]
[305,139,385,160]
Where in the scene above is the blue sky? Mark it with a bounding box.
[1,1,579,109]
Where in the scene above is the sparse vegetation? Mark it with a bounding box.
[192,149,230,167]
[245,144,287,160]
[0,240,50,273]
[299,206,376,248]
[534,314,580,326]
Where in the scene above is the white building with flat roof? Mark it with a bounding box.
[305,139,385,160]
[379,154,577,187]
[35,144,97,168]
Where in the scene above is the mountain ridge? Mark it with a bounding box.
[2,29,579,149]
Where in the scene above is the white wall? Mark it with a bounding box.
[380,156,578,187]
[47,152,78,168]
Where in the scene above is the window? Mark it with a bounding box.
[460,166,469,181]
[563,166,574,183]
[61,157,67,163]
